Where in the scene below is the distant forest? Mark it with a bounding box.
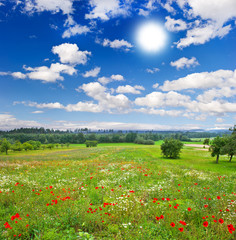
[0,127,228,144]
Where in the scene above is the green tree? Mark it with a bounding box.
[12,140,23,152]
[22,142,33,151]
[203,138,210,146]
[47,144,54,150]
[0,138,11,155]
[209,136,227,163]
[161,138,183,159]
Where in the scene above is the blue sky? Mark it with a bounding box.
[0,0,236,131]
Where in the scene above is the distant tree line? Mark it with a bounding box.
[0,128,226,145]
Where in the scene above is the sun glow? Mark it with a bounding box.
[137,22,167,53]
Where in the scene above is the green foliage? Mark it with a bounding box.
[134,137,155,145]
[209,136,227,163]
[12,140,23,152]
[85,140,98,147]
[22,142,33,151]
[46,143,54,149]
[221,129,236,162]
[161,138,183,159]
[0,138,11,154]
[203,138,210,146]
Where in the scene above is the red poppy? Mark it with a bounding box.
[203,221,208,227]
[217,196,221,199]
[179,227,184,232]
[188,208,191,211]
[160,215,164,219]
[170,222,175,227]
[219,219,224,224]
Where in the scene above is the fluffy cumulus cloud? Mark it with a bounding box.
[85,0,131,21]
[160,69,236,91]
[82,67,101,78]
[0,71,27,79]
[78,82,131,113]
[165,16,188,32]
[135,91,191,108]
[197,87,236,103]
[24,63,76,83]
[23,0,74,15]
[185,0,236,24]
[52,43,91,65]
[170,57,199,70]
[62,15,90,38]
[175,23,232,49]
[102,38,133,51]
[116,85,144,94]
[98,74,125,85]
[173,0,236,48]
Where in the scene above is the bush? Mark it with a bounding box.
[85,140,98,147]
[134,138,155,145]
[161,138,183,159]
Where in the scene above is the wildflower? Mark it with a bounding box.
[188,208,191,211]
[203,221,208,227]
[170,222,175,227]
[179,227,184,232]
[217,196,221,199]
[219,219,224,224]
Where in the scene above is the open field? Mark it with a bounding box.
[0,144,235,239]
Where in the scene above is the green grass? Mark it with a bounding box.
[0,144,235,239]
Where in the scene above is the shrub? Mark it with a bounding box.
[161,138,183,159]
[85,140,98,147]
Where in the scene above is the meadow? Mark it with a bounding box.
[0,143,235,240]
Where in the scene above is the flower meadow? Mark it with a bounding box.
[0,145,235,239]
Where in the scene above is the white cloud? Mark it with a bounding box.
[82,67,101,78]
[52,43,91,65]
[102,38,133,51]
[0,71,27,79]
[62,15,90,38]
[24,63,76,83]
[138,9,150,17]
[136,108,183,117]
[197,87,236,103]
[165,16,188,32]
[78,82,131,113]
[175,22,232,49]
[116,85,143,94]
[0,114,42,130]
[160,69,236,91]
[23,0,74,15]
[146,67,160,74]
[135,91,191,108]
[111,74,124,81]
[152,83,159,88]
[85,0,131,21]
[65,102,102,112]
[11,72,27,79]
[98,76,111,85]
[32,111,44,114]
[170,57,199,70]
[186,0,236,25]
[134,85,145,90]
[62,25,90,38]
[98,74,125,85]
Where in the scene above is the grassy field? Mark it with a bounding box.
[0,143,235,239]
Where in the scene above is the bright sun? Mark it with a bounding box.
[137,22,167,53]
